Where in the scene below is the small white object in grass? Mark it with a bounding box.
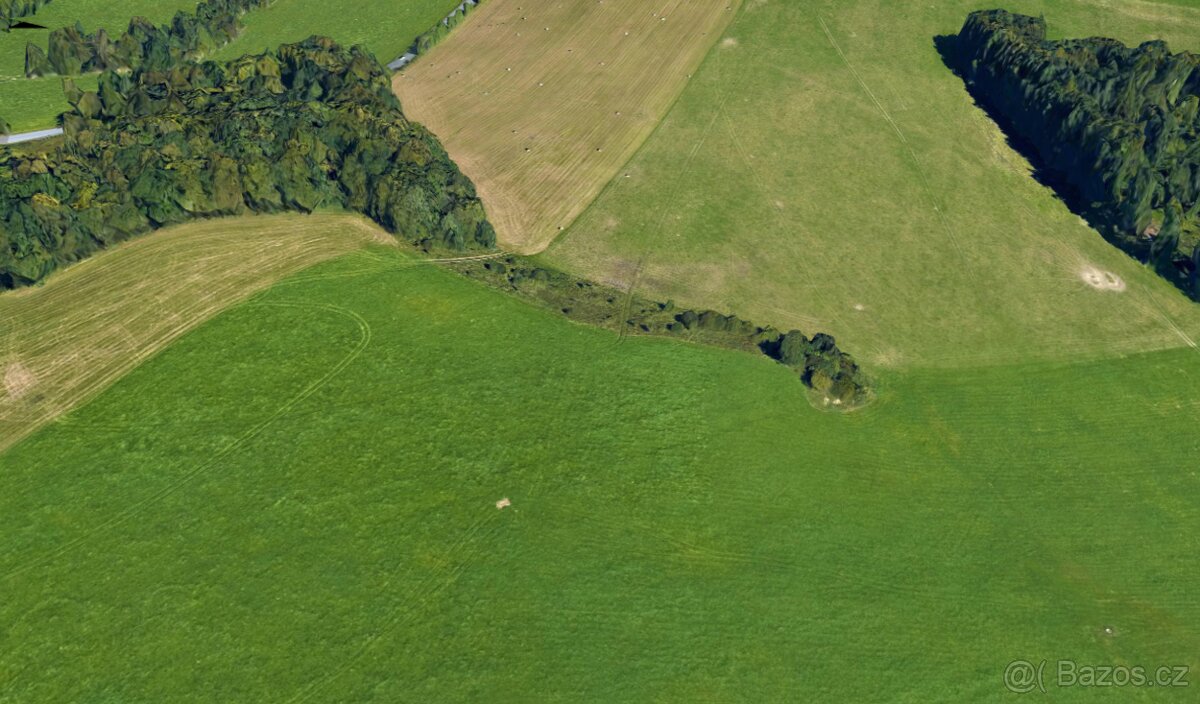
[496,497,512,509]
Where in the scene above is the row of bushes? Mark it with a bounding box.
[1,0,50,31]
[411,0,483,62]
[455,257,871,405]
[0,37,495,288]
[955,10,1200,297]
[24,0,270,76]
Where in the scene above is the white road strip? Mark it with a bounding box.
[0,127,63,145]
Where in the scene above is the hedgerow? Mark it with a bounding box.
[452,256,872,406]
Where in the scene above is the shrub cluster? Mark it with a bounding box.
[454,256,871,405]
[412,1,483,57]
[24,0,269,76]
[956,10,1200,296]
[1,0,50,31]
[0,37,495,288]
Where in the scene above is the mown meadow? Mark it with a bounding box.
[1,236,1197,701]
[544,0,1200,370]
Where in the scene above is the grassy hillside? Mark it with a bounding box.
[0,235,1197,701]
[212,0,460,65]
[0,0,457,132]
[0,213,390,453]
[529,0,1200,369]
[393,0,740,252]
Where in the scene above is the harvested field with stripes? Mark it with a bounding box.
[393,0,739,253]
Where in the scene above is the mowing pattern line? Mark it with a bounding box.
[1,299,371,583]
[817,15,967,263]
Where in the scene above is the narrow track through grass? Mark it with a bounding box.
[544,0,1200,369]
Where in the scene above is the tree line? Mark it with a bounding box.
[0,37,495,288]
[456,256,872,406]
[412,1,483,58]
[1,0,50,31]
[24,0,270,77]
[956,10,1200,297]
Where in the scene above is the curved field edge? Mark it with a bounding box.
[0,242,1197,701]
[0,212,391,453]
[543,0,1200,370]
[392,0,742,253]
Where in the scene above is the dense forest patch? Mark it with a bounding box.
[953,9,1200,298]
[0,37,494,288]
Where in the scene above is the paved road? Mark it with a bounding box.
[0,127,63,145]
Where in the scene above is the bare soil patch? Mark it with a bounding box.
[3,363,37,400]
[1080,265,1126,292]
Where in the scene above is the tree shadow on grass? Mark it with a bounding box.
[932,32,1200,291]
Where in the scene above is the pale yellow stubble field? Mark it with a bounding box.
[0,213,391,452]
[393,0,741,253]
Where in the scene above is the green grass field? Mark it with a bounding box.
[0,213,390,454]
[544,0,1200,370]
[213,0,460,66]
[0,0,457,132]
[4,0,1200,699]
[1,236,1197,701]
